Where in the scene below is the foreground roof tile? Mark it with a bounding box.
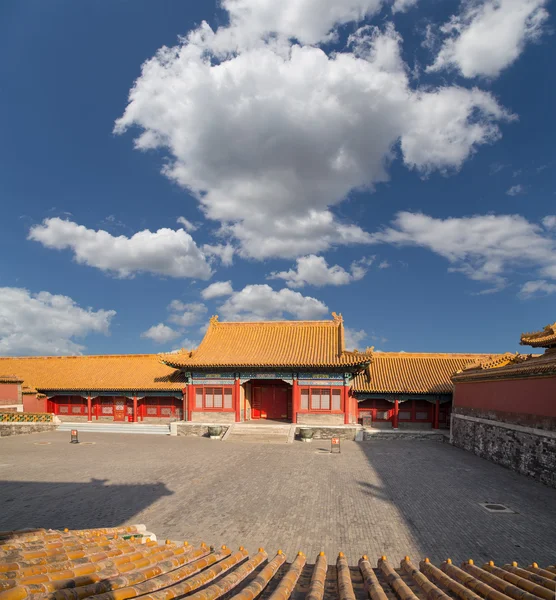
[0,527,553,600]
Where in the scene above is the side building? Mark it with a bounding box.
[451,322,556,487]
[352,352,493,429]
[0,354,186,422]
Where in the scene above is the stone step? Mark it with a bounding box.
[232,424,290,430]
[56,423,170,435]
[224,422,295,443]
[228,434,290,443]
[234,425,290,434]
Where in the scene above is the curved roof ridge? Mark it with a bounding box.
[208,319,340,326]
[520,321,556,347]
[373,352,494,358]
[0,353,160,360]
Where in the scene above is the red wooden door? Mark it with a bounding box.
[252,386,262,419]
[267,387,288,420]
[252,385,289,420]
[114,397,126,422]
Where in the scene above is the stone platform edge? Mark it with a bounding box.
[171,421,230,438]
[0,422,57,437]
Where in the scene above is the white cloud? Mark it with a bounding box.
[506,184,525,196]
[167,301,207,327]
[542,216,556,230]
[141,323,180,344]
[221,0,383,46]
[489,162,507,174]
[29,218,212,280]
[428,0,549,78]
[177,216,198,232]
[391,0,418,13]
[203,243,235,266]
[142,301,207,346]
[400,86,513,173]
[519,280,556,298]
[201,281,234,299]
[269,255,373,288]
[219,284,328,320]
[344,327,368,350]
[115,21,510,260]
[228,211,372,260]
[0,288,115,356]
[378,260,391,268]
[175,338,200,350]
[370,211,556,291]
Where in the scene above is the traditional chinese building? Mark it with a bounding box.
[352,352,493,429]
[0,313,497,427]
[0,354,186,422]
[159,313,371,425]
[451,322,556,487]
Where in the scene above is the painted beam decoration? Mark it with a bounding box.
[191,371,349,385]
[191,372,236,385]
[298,372,346,386]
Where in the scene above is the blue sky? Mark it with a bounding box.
[0,0,554,356]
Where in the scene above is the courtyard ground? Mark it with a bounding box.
[0,431,554,565]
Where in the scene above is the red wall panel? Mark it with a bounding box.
[23,395,47,413]
[0,383,19,404]
[454,377,556,418]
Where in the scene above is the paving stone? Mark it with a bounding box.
[0,432,555,565]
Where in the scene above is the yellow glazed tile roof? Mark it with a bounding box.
[520,322,556,348]
[457,352,529,371]
[1,526,554,600]
[161,314,372,369]
[353,353,497,394]
[452,349,556,382]
[0,354,185,392]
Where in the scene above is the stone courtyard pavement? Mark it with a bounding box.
[1,431,555,565]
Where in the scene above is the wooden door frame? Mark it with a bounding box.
[249,380,292,421]
[113,397,126,422]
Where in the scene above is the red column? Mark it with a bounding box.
[234,377,241,422]
[182,388,187,422]
[433,399,440,429]
[292,379,299,424]
[87,395,92,422]
[393,398,399,429]
[344,385,350,424]
[133,396,138,423]
[187,383,194,421]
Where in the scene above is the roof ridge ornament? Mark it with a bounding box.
[210,315,219,325]
[520,321,556,348]
[331,312,343,323]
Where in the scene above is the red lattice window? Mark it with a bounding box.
[300,387,342,412]
[195,387,234,411]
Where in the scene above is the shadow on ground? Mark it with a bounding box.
[0,478,173,531]
[356,440,556,564]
